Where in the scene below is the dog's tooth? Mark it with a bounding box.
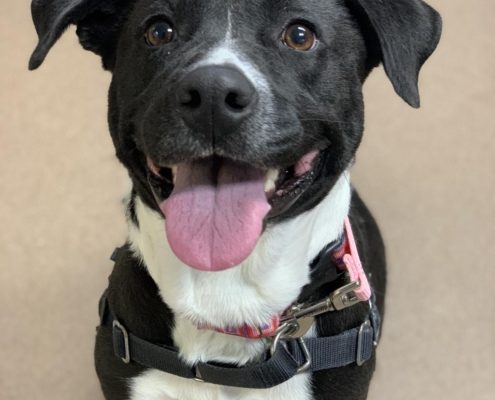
[264,168,279,193]
[171,166,178,184]
[146,158,163,178]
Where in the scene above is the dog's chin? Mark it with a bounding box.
[142,150,323,272]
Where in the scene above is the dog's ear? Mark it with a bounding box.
[29,0,133,71]
[350,0,442,107]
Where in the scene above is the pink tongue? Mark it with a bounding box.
[160,159,271,271]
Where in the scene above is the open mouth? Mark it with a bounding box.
[145,150,321,272]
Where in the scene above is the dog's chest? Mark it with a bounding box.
[130,369,312,400]
[126,176,351,400]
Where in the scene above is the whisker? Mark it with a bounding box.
[299,118,357,126]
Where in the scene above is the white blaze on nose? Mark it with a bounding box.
[193,10,271,98]
[197,46,270,96]
[226,9,233,41]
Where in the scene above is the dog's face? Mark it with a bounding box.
[30,0,441,271]
[109,0,371,270]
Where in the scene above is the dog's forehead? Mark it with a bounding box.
[136,0,341,28]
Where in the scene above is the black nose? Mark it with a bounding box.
[176,66,258,137]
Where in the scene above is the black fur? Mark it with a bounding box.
[348,0,442,107]
[29,0,441,399]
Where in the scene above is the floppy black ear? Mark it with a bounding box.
[29,0,133,71]
[351,0,442,107]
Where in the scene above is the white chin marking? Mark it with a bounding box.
[127,173,351,400]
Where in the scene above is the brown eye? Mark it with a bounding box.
[145,21,175,46]
[283,24,317,51]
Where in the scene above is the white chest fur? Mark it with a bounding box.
[127,174,351,400]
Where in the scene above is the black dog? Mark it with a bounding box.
[30,0,441,399]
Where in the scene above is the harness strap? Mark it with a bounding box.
[100,294,378,389]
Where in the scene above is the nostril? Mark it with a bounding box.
[225,92,252,111]
[180,89,202,109]
[225,92,244,111]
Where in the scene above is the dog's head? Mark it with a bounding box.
[30,0,441,271]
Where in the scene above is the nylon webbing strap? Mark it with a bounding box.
[288,325,374,370]
[108,299,377,389]
[113,328,196,379]
[102,244,379,389]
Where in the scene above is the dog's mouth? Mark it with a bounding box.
[145,151,320,272]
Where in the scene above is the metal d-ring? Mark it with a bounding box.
[270,323,312,375]
[112,320,130,364]
[296,337,312,374]
[270,321,297,356]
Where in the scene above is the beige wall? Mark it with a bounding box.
[1,1,494,399]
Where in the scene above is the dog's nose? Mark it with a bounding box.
[176,66,258,136]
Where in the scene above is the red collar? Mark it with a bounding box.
[196,217,371,339]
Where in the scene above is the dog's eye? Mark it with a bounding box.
[282,24,317,51]
[145,21,175,46]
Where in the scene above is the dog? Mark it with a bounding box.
[29,0,441,399]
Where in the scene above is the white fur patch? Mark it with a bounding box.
[130,368,312,400]
[128,174,351,400]
[196,45,271,96]
[191,12,272,110]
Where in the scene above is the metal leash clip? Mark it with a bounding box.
[269,279,363,375]
[275,280,362,340]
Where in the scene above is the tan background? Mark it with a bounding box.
[1,0,494,399]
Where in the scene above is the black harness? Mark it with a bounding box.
[98,244,381,389]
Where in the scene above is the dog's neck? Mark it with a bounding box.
[127,173,351,364]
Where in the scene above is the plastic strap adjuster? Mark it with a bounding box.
[356,320,373,366]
